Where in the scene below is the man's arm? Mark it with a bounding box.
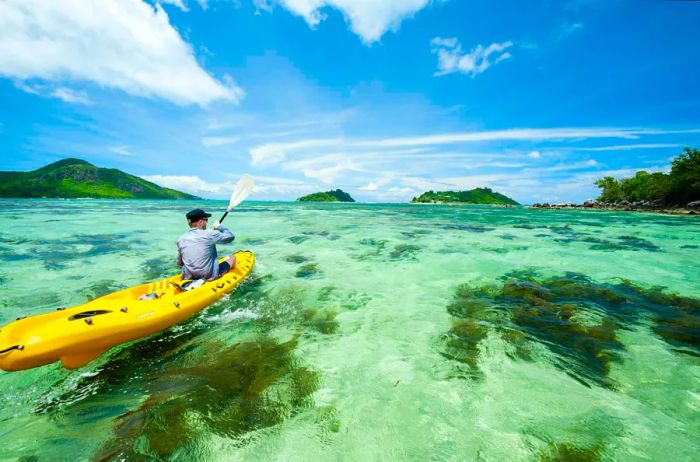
[211,221,235,244]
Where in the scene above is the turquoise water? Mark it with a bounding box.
[0,199,698,461]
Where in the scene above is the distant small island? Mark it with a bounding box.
[411,188,519,205]
[297,189,355,202]
[0,158,197,199]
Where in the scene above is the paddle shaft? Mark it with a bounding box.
[218,210,230,224]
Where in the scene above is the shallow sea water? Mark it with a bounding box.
[0,199,698,461]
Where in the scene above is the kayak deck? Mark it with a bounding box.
[0,250,254,372]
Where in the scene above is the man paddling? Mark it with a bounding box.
[177,208,236,280]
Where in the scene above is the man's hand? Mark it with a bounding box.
[213,220,221,230]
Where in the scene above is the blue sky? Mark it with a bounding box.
[1,0,700,203]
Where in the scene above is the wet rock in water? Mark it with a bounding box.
[389,244,421,260]
[289,235,310,244]
[94,337,319,460]
[285,254,310,264]
[296,263,321,279]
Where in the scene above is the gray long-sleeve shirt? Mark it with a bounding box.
[176,226,235,280]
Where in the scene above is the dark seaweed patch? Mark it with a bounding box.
[302,309,339,334]
[93,337,319,460]
[439,275,625,387]
[285,255,310,264]
[82,280,128,301]
[296,263,321,279]
[539,442,604,462]
[439,272,700,388]
[680,244,698,249]
[498,233,517,240]
[140,257,178,280]
[241,237,266,245]
[442,224,496,233]
[389,244,420,260]
[288,235,310,244]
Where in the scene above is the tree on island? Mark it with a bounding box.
[297,189,355,202]
[595,148,700,205]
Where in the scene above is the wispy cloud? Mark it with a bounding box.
[14,82,92,105]
[1,0,242,106]
[431,37,513,77]
[554,22,585,41]
[202,136,239,148]
[248,127,700,166]
[270,0,432,44]
[159,0,189,11]
[577,143,682,152]
[51,87,92,105]
[109,145,133,156]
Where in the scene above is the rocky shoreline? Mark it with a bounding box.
[530,200,700,215]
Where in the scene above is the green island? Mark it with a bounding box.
[595,147,699,206]
[297,189,355,202]
[411,188,519,205]
[0,158,197,199]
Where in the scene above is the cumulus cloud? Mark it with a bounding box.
[0,0,243,106]
[274,0,431,44]
[431,37,513,76]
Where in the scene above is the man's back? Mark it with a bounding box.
[177,226,234,280]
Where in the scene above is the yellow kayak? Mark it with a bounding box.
[0,250,254,372]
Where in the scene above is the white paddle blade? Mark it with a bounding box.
[227,174,255,211]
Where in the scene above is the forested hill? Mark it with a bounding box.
[411,188,519,205]
[0,158,198,199]
[297,189,355,202]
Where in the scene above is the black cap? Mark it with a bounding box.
[186,208,212,221]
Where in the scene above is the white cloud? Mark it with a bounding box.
[248,127,700,166]
[250,138,341,166]
[159,0,189,11]
[528,150,541,159]
[109,145,133,156]
[431,37,513,77]
[0,0,243,106]
[51,87,92,105]
[14,81,92,104]
[578,143,682,152]
[142,175,228,195]
[274,0,430,44]
[202,136,239,148]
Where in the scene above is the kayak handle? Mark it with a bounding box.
[0,344,24,355]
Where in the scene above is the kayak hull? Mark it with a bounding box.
[0,250,254,372]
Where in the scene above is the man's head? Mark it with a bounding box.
[186,208,211,229]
